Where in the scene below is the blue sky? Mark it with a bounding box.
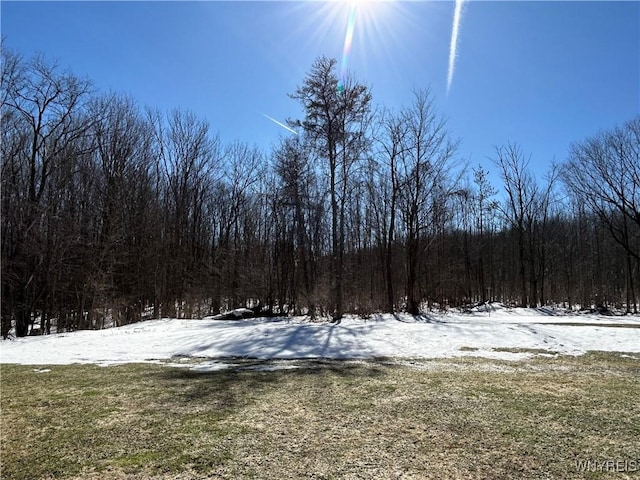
[2,1,639,180]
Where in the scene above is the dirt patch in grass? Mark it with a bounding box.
[2,352,639,479]
[458,346,479,352]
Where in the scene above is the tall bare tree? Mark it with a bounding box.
[471,166,498,302]
[1,51,93,337]
[564,117,640,312]
[494,144,558,307]
[397,89,458,314]
[371,107,409,312]
[290,56,372,320]
[273,135,323,315]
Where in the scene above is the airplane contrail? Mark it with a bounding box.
[262,113,298,135]
[447,0,466,95]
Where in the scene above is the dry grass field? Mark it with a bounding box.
[2,353,639,479]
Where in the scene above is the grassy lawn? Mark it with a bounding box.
[1,353,639,479]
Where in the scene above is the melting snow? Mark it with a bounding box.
[2,307,639,369]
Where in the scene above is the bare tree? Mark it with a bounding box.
[397,89,458,314]
[1,51,93,337]
[290,56,372,320]
[564,117,640,312]
[471,166,498,302]
[88,93,157,325]
[494,144,558,307]
[273,135,323,315]
[220,141,263,310]
[494,144,535,306]
[370,107,410,312]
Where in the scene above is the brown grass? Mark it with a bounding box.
[1,353,639,479]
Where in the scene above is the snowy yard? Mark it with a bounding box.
[3,306,639,479]
[2,306,639,367]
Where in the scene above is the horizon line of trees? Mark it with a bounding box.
[2,48,639,337]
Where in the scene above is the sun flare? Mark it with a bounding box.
[336,0,396,90]
[281,0,404,93]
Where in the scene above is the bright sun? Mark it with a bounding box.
[286,0,401,89]
[336,0,396,84]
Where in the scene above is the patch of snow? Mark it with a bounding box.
[620,354,640,359]
[1,311,639,369]
[187,362,237,372]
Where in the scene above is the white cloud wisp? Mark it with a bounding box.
[262,113,298,135]
[447,0,466,95]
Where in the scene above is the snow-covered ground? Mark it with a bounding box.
[1,306,639,368]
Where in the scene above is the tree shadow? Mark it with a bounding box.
[388,312,447,324]
[151,357,387,410]
[170,319,380,360]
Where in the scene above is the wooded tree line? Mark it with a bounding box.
[2,50,639,337]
